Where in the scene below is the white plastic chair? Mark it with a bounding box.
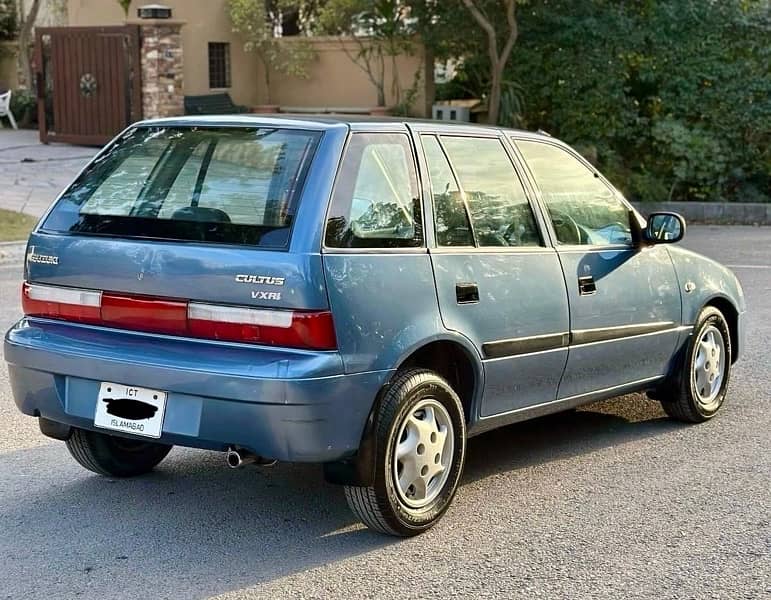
[0,90,18,130]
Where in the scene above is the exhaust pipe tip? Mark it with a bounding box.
[226,447,254,468]
[227,446,275,468]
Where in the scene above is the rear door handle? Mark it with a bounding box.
[456,282,479,304]
[578,275,596,296]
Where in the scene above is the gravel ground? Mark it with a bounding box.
[0,226,768,599]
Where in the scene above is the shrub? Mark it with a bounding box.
[498,0,770,203]
[0,0,17,41]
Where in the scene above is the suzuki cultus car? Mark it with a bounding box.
[5,116,745,536]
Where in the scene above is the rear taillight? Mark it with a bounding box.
[21,282,337,350]
[22,282,101,324]
[188,303,337,350]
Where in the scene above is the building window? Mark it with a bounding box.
[208,42,231,89]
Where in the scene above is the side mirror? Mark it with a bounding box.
[644,212,685,244]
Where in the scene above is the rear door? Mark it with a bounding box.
[515,138,682,399]
[416,131,570,417]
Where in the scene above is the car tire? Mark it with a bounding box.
[66,428,172,477]
[659,306,732,423]
[344,368,467,537]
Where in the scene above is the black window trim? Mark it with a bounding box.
[512,136,639,252]
[420,133,477,249]
[498,135,556,250]
[322,130,427,253]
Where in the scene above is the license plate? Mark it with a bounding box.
[94,382,167,439]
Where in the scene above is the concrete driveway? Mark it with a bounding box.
[0,225,768,599]
[0,130,96,217]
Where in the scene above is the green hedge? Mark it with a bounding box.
[502,0,770,203]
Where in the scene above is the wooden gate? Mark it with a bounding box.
[35,26,142,146]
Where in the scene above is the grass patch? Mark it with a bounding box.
[0,209,37,242]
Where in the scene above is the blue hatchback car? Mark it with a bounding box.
[5,116,745,536]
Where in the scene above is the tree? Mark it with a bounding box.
[16,0,41,89]
[117,0,131,17]
[228,0,315,105]
[503,0,770,203]
[460,0,519,125]
[409,0,524,124]
[317,0,414,108]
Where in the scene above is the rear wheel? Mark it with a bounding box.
[66,428,172,477]
[659,306,732,423]
[344,369,466,536]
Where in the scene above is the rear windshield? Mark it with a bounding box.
[42,126,321,247]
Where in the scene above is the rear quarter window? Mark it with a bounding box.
[42,126,320,247]
[324,132,423,249]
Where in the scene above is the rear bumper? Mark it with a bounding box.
[5,318,392,462]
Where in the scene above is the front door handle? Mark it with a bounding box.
[456,282,479,304]
[578,275,596,296]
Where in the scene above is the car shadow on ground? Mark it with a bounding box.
[462,392,677,485]
[0,393,681,599]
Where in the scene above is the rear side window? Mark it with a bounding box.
[42,127,320,247]
[421,135,474,247]
[325,133,422,248]
[441,136,541,247]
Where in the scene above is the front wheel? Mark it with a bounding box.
[344,369,466,536]
[66,428,172,477]
[659,306,732,423]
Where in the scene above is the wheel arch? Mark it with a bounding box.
[395,338,483,422]
[703,295,740,364]
[324,335,484,487]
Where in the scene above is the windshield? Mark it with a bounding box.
[42,126,321,247]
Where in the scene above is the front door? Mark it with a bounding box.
[416,132,570,417]
[516,139,682,399]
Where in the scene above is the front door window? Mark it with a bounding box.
[517,140,631,246]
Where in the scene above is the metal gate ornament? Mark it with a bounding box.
[79,73,97,97]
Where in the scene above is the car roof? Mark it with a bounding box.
[134,114,553,141]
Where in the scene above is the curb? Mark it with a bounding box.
[633,202,771,225]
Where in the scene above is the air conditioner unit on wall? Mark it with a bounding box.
[432,104,471,122]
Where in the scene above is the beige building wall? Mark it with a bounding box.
[67,0,261,105]
[66,0,431,116]
[269,36,430,115]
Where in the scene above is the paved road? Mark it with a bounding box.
[0,130,95,217]
[0,226,769,599]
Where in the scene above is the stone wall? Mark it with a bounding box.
[135,19,184,119]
